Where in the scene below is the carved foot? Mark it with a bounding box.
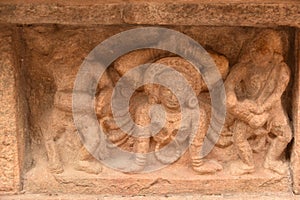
[263,159,287,175]
[48,162,64,174]
[192,160,223,175]
[229,160,255,176]
[122,162,145,174]
[75,160,102,174]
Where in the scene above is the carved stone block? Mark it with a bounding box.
[19,26,293,195]
[0,1,300,198]
[291,30,300,194]
[0,27,26,194]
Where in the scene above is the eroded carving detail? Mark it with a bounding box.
[95,49,229,174]
[225,29,292,175]
[30,28,292,178]
[94,30,291,176]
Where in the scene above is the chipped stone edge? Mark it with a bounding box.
[0,1,300,27]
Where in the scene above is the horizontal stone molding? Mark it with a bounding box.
[0,1,300,27]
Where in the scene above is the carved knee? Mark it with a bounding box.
[272,124,292,143]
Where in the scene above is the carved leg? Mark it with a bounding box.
[251,135,267,153]
[263,124,292,175]
[189,144,222,175]
[44,138,63,174]
[252,127,269,153]
[74,146,102,174]
[125,137,149,173]
[230,120,255,175]
[189,116,222,175]
[74,113,105,174]
[42,109,63,174]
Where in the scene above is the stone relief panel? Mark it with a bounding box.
[22,26,294,194]
[95,49,229,174]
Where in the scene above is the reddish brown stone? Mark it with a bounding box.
[0,1,300,27]
[291,30,300,194]
[0,27,26,194]
[0,1,298,198]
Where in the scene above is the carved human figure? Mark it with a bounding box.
[95,66,135,152]
[41,58,109,174]
[225,30,292,175]
[95,48,230,174]
[95,49,173,152]
[126,56,223,174]
[92,50,156,164]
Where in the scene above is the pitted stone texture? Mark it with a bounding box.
[0,192,297,200]
[123,1,300,27]
[0,27,25,194]
[1,1,300,27]
[22,25,293,195]
[292,30,300,195]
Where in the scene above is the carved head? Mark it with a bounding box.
[155,69,186,110]
[243,29,283,66]
[144,57,202,109]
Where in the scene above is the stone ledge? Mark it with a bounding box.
[0,192,296,200]
[23,159,291,196]
[0,0,300,27]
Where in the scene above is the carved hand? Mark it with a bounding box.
[241,99,264,115]
[248,112,269,129]
[226,92,237,108]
